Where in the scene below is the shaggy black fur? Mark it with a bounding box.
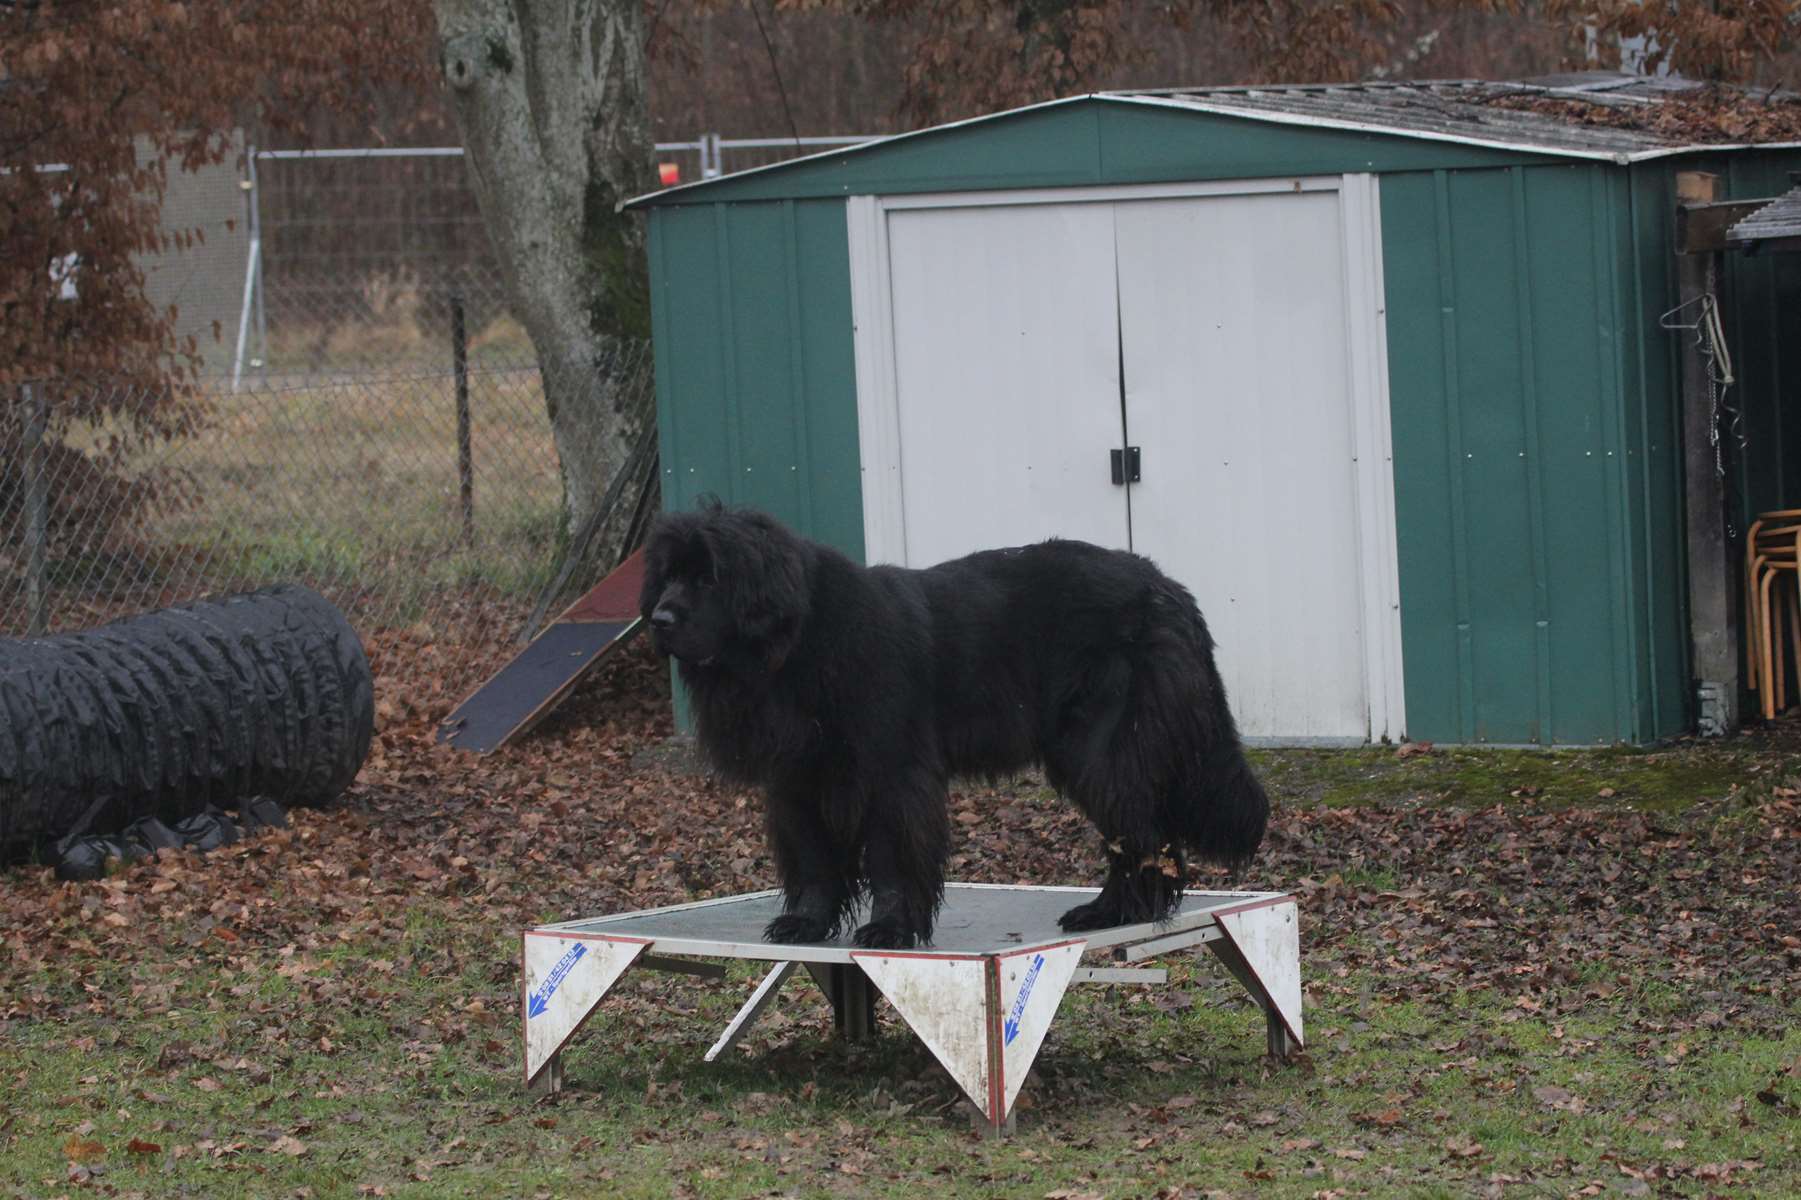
[639,502,1269,950]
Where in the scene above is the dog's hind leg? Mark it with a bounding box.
[852,768,950,950]
[762,780,859,945]
[1044,652,1185,931]
[1056,838,1185,932]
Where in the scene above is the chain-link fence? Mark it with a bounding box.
[3,134,871,694]
[1,341,656,696]
[247,150,518,380]
[234,138,876,384]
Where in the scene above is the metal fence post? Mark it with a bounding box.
[451,291,474,546]
[231,145,263,392]
[23,382,49,636]
[230,239,262,393]
[250,148,269,369]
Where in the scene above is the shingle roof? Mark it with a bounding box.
[1107,74,1799,162]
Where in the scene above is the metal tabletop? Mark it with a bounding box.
[537,882,1282,963]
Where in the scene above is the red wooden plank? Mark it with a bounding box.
[563,548,646,623]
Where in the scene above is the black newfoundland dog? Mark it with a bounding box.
[640,502,1268,950]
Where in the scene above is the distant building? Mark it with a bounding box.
[136,131,252,376]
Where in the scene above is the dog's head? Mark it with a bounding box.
[639,500,812,672]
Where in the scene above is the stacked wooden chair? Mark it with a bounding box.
[1746,509,1801,720]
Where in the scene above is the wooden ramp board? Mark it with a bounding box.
[437,550,645,754]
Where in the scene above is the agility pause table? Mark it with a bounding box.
[523,883,1301,1134]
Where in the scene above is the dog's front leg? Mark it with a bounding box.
[852,771,950,950]
[762,781,855,944]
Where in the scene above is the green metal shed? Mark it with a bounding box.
[624,75,1801,747]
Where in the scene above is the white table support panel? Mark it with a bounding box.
[522,883,1302,1135]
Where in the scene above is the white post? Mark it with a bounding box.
[249,150,268,369]
[230,237,261,393]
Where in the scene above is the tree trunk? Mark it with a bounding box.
[433,0,659,573]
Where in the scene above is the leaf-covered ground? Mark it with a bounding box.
[3,633,1797,1198]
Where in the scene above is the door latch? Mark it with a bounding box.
[1110,446,1141,485]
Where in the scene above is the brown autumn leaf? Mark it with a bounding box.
[1532,1085,1584,1112]
[1354,1107,1403,1127]
[63,1136,104,1163]
[271,1134,307,1157]
[127,1137,162,1155]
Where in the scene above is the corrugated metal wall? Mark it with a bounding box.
[1381,163,1688,745]
[647,199,866,559]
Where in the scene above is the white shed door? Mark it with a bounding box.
[857,184,1384,743]
[884,203,1130,565]
[1115,192,1368,741]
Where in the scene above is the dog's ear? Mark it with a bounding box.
[712,511,810,667]
[638,514,681,617]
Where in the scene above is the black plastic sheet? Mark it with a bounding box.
[0,586,373,862]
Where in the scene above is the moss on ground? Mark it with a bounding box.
[1249,740,1780,815]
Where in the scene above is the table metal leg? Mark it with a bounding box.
[968,1099,1016,1138]
[705,961,798,1062]
[1266,1004,1297,1060]
[529,1050,565,1095]
[828,963,877,1040]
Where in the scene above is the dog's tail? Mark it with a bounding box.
[1157,586,1269,869]
[1176,735,1269,868]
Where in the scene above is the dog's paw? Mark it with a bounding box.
[1057,899,1123,932]
[764,913,832,944]
[852,919,919,950]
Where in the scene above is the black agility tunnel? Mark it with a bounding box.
[0,585,373,861]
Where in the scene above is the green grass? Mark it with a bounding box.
[5,930,1794,1198]
[55,373,566,619]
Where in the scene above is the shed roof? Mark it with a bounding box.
[1729,183,1801,242]
[626,73,1801,209]
[1112,76,1747,160]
